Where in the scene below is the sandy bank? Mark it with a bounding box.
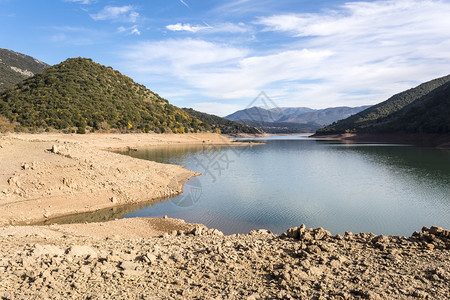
[312,132,450,149]
[0,133,241,226]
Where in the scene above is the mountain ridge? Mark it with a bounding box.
[316,74,450,135]
[225,105,370,133]
[182,108,263,135]
[0,57,210,133]
[0,48,49,91]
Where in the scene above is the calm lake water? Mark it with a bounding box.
[119,135,450,236]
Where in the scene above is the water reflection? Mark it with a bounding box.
[120,138,450,236]
[36,137,450,236]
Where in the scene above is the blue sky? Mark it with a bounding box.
[2,0,450,116]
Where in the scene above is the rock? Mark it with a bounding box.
[67,245,98,258]
[308,266,323,277]
[372,235,389,244]
[119,261,141,271]
[313,228,331,240]
[146,253,157,263]
[122,269,145,276]
[33,244,64,257]
[286,227,299,239]
[192,226,203,236]
[412,290,429,298]
[307,245,321,254]
[212,229,224,236]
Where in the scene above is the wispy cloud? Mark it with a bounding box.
[118,25,141,35]
[166,23,211,33]
[90,5,139,23]
[48,26,106,46]
[64,0,93,4]
[179,0,189,8]
[166,22,250,34]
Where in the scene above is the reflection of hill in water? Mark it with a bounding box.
[118,144,229,165]
[34,197,170,226]
[320,142,450,179]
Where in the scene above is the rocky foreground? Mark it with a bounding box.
[0,223,449,299]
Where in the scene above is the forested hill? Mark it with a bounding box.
[316,74,450,135]
[182,108,263,134]
[0,57,210,133]
[0,48,49,91]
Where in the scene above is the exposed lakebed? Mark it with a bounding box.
[115,135,450,235]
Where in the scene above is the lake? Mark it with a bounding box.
[120,135,450,236]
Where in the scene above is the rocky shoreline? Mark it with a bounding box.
[0,221,448,299]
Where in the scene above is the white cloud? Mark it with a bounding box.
[118,25,141,35]
[166,22,251,34]
[123,39,247,74]
[64,0,92,4]
[120,0,450,113]
[90,5,139,23]
[166,23,211,33]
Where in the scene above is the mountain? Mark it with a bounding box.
[0,49,49,91]
[277,106,371,125]
[224,105,370,133]
[226,106,285,123]
[316,74,450,135]
[182,108,263,135]
[0,57,210,133]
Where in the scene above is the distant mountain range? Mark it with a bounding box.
[316,74,450,135]
[225,106,370,133]
[182,108,263,135]
[0,48,49,91]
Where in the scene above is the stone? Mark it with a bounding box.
[146,253,157,263]
[372,235,389,244]
[119,261,141,271]
[33,244,64,257]
[67,245,98,258]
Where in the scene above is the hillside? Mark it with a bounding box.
[0,49,49,91]
[0,57,210,133]
[370,81,450,133]
[182,108,263,134]
[317,74,450,135]
[225,105,369,133]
